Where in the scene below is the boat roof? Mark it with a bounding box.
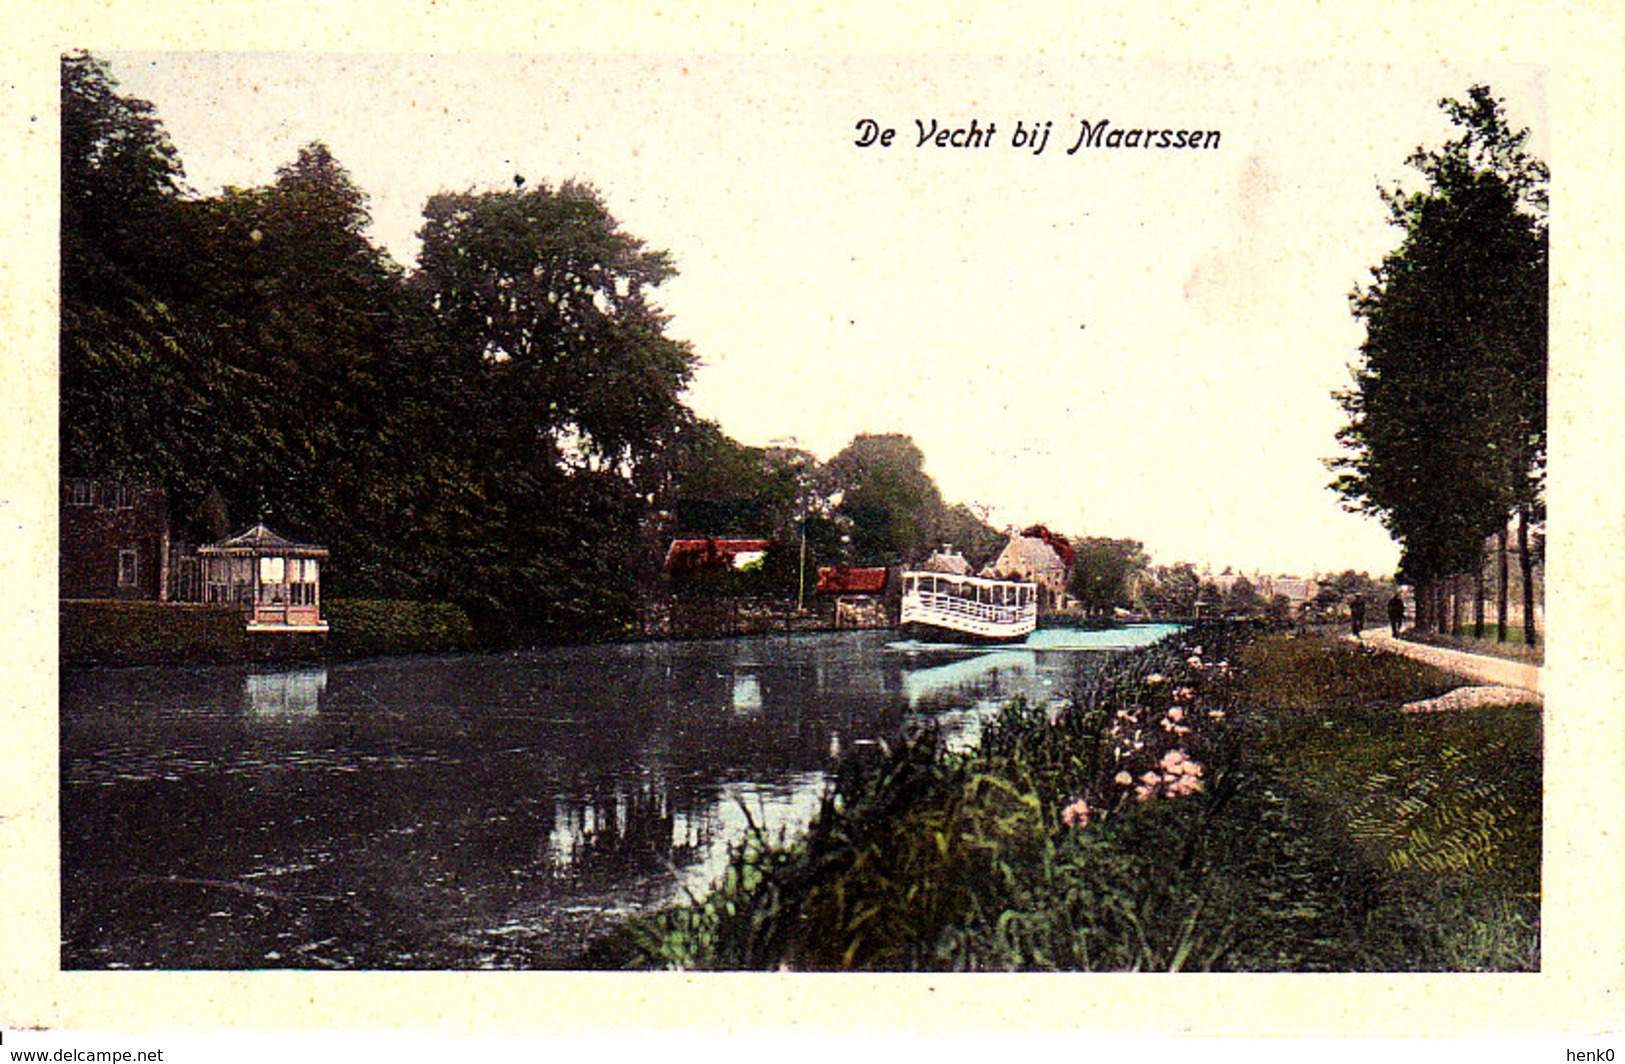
[903,569,1035,587]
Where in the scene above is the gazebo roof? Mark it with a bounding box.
[198,522,329,558]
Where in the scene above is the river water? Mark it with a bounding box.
[61,624,1179,969]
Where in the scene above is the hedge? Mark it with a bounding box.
[61,598,476,667]
[61,600,246,667]
[323,599,476,658]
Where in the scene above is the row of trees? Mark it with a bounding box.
[63,53,1017,638]
[1330,86,1547,643]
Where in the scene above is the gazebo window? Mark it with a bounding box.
[117,549,138,588]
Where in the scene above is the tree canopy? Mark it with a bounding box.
[826,433,947,566]
[1068,536,1150,616]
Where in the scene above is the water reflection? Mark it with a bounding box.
[245,666,327,719]
[61,626,1176,968]
[730,671,763,716]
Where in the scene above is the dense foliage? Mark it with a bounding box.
[60,600,247,666]
[323,599,476,659]
[1068,536,1150,616]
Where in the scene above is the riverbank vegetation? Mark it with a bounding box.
[587,623,1540,970]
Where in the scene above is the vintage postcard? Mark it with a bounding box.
[4,0,1623,1054]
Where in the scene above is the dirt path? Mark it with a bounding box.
[1349,628,1543,697]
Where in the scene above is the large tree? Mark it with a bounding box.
[411,181,696,635]
[61,51,188,304]
[1068,536,1150,617]
[60,52,199,487]
[1330,86,1547,632]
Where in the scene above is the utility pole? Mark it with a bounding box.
[797,516,807,613]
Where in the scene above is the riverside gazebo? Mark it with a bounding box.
[197,523,328,631]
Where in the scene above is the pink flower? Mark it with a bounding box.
[1146,673,1167,685]
[1062,798,1092,827]
[1187,655,1204,669]
[1167,706,1185,722]
[1140,771,1161,787]
[1174,687,1196,702]
[1208,709,1226,720]
[1114,770,1134,786]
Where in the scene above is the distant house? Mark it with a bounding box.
[814,567,889,595]
[982,525,1075,611]
[917,546,973,576]
[60,477,171,601]
[1256,575,1320,618]
[664,538,773,578]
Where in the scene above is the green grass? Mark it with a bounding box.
[1404,627,1544,666]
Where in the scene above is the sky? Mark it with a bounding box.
[101,52,1549,578]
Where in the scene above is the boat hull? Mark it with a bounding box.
[899,620,1033,645]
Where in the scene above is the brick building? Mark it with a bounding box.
[60,478,171,601]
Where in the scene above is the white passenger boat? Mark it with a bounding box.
[899,570,1038,643]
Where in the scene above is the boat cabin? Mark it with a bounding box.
[196,523,328,631]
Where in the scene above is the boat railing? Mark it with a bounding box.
[902,589,1037,629]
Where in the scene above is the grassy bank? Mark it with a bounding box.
[587,624,1540,971]
[1403,627,1543,666]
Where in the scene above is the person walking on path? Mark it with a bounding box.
[1387,592,1405,638]
[1350,596,1366,638]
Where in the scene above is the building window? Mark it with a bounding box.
[117,549,138,588]
[68,480,95,507]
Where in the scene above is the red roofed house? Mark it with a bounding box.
[814,567,889,595]
[664,538,773,578]
[815,566,891,629]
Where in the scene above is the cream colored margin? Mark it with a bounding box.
[2,0,1621,1039]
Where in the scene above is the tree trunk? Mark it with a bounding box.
[1496,524,1510,643]
[1474,551,1485,638]
[1519,506,1537,646]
